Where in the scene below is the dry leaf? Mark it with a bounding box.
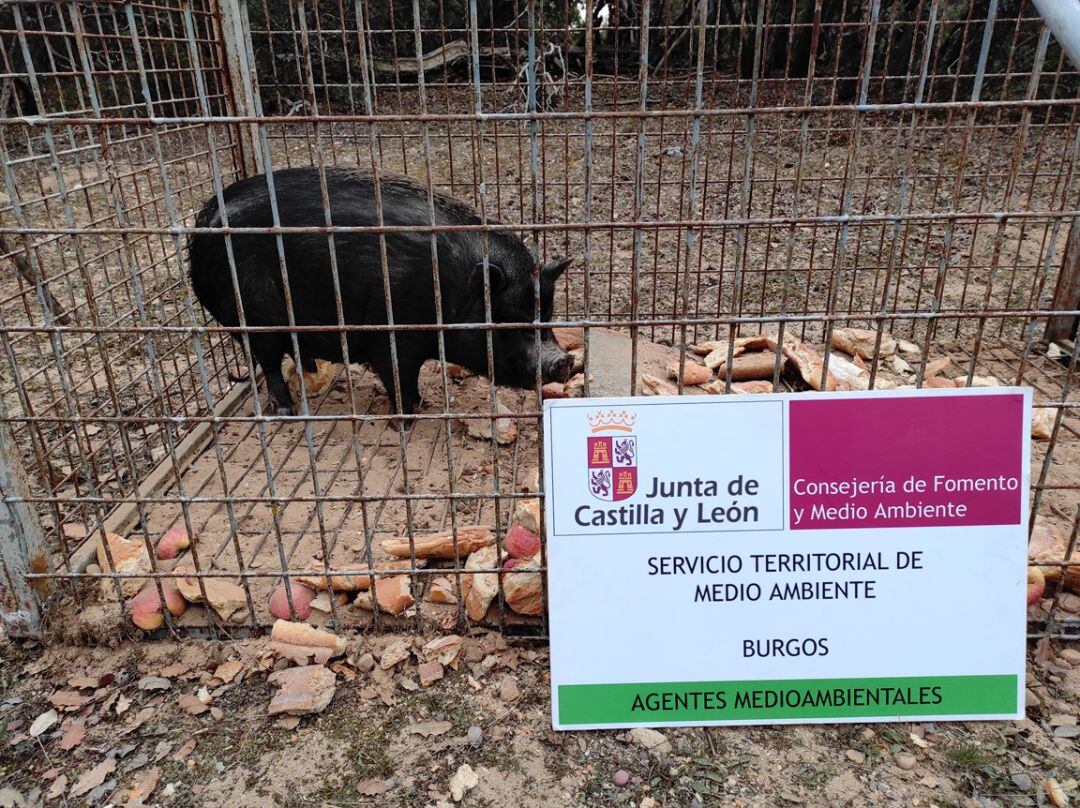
[29,709,58,738]
[357,779,390,796]
[114,693,132,715]
[158,663,189,678]
[125,766,160,807]
[46,776,67,802]
[409,719,452,737]
[68,674,111,690]
[137,676,171,692]
[70,757,117,798]
[117,707,156,738]
[178,694,209,716]
[213,660,244,684]
[171,738,196,761]
[58,721,86,751]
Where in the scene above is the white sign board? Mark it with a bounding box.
[543,388,1030,729]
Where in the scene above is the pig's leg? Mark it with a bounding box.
[264,369,296,416]
[253,341,296,416]
[371,350,422,418]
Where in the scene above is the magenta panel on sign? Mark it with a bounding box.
[789,394,1025,530]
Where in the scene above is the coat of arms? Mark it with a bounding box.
[587,410,638,501]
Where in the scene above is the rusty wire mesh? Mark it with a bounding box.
[0,0,1078,641]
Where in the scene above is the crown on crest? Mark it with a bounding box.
[588,409,637,433]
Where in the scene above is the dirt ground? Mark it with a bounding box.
[0,633,1078,808]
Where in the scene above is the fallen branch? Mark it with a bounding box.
[374,40,512,76]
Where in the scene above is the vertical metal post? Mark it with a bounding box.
[0,398,51,639]
[218,0,263,175]
[1031,0,1080,346]
[1046,216,1080,344]
[1031,0,1080,70]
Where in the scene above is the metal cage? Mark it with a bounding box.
[0,0,1078,641]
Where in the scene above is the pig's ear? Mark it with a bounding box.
[542,256,573,280]
[471,262,505,297]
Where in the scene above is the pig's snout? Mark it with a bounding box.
[541,343,574,384]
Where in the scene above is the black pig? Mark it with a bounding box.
[188,168,574,416]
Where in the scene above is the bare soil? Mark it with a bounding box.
[1,635,1078,808]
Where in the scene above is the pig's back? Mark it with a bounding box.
[188,167,531,325]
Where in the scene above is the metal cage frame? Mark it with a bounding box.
[0,0,1078,642]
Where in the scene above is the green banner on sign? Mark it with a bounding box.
[558,675,1017,725]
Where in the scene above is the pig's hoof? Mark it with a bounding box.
[270,402,296,417]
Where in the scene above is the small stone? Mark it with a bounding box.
[640,799,658,808]
[449,763,479,802]
[418,661,444,687]
[498,675,521,702]
[1011,772,1033,791]
[858,728,875,742]
[174,571,248,622]
[628,727,672,762]
[467,725,483,748]
[1026,688,1042,708]
[1059,593,1080,613]
[1060,648,1080,665]
[422,635,463,667]
[379,640,410,670]
[845,749,866,765]
[380,639,412,669]
[894,752,917,770]
[396,676,419,692]
[466,403,518,445]
[355,652,376,673]
[267,665,336,716]
[920,775,939,788]
[613,770,631,788]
